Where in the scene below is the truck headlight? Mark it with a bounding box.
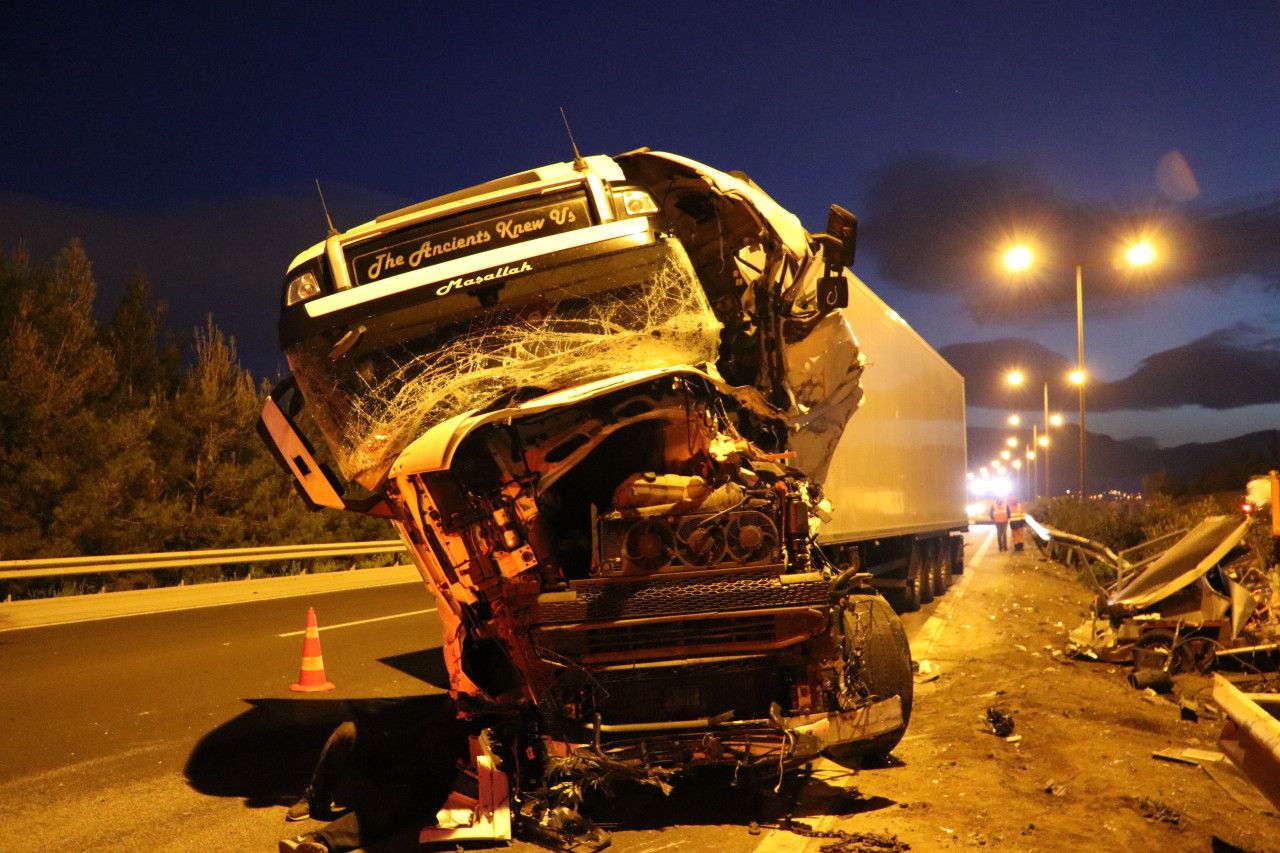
[285,271,322,306]
[615,189,659,218]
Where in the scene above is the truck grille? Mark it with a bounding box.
[532,609,824,663]
[594,658,786,725]
[533,571,829,623]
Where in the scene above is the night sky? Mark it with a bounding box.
[3,2,1278,447]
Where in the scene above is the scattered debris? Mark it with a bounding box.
[1127,669,1173,693]
[1043,779,1067,797]
[913,659,940,684]
[1152,747,1226,766]
[1005,735,1022,745]
[1046,512,1279,679]
[1133,796,1182,826]
[984,707,1016,738]
[772,818,910,852]
[1151,749,1198,766]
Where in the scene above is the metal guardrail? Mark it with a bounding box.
[0,540,409,581]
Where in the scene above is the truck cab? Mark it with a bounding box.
[260,149,912,842]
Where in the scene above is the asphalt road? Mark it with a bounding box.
[0,580,447,851]
[0,531,994,852]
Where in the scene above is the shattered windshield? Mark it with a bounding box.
[288,245,722,489]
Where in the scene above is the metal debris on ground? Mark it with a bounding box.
[913,659,940,684]
[1044,509,1280,677]
[1133,797,1182,826]
[772,818,910,852]
[1127,668,1173,693]
[1042,779,1067,797]
[984,707,1015,738]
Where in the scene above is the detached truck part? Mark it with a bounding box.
[259,149,967,844]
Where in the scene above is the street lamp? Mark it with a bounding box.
[1008,414,1021,427]
[1002,239,1156,498]
[1006,371,1057,497]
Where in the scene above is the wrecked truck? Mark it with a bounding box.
[259,149,967,840]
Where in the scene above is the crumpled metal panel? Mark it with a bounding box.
[1109,515,1250,609]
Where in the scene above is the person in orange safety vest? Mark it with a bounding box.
[1008,497,1025,551]
[990,498,1010,552]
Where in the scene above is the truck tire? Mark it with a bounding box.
[827,594,914,764]
[950,534,965,575]
[915,543,935,605]
[930,540,950,595]
[885,549,924,613]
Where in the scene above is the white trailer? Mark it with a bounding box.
[799,272,969,612]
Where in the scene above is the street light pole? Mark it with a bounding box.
[1075,264,1086,499]
[1042,381,1051,497]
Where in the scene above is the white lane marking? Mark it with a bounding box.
[277,608,437,637]
[911,526,993,657]
[967,524,996,568]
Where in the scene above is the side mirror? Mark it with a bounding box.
[822,204,857,270]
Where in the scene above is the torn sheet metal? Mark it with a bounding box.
[615,150,811,260]
[1213,673,1280,811]
[1109,516,1251,610]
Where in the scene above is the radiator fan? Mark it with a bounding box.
[622,519,676,572]
[725,511,778,564]
[676,518,727,567]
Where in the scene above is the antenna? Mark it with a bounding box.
[560,107,588,171]
[314,179,338,236]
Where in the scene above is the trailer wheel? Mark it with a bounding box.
[950,534,965,575]
[915,543,935,605]
[930,540,950,595]
[827,594,913,765]
[885,549,923,613]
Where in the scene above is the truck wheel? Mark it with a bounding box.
[827,594,914,764]
[931,541,950,595]
[915,544,935,605]
[950,534,965,575]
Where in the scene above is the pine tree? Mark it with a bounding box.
[0,241,118,557]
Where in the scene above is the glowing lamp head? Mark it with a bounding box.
[1003,245,1034,272]
[1069,369,1086,385]
[1006,369,1025,387]
[1125,240,1156,267]
[1050,413,1064,427]
[1012,459,1022,470]
[1038,435,1050,447]
[1008,414,1021,426]
[1026,450,1036,460]
[1001,450,1011,461]
[1006,437,1018,448]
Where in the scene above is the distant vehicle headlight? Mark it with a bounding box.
[615,189,659,218]
[286,271,322,306]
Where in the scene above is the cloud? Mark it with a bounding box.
[0,184,409,376]
[937,338,1074,409]
[861,154,1280,322]
[942,325,1280,412]
[1094,323,1280,411]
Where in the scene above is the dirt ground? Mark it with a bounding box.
[272,527,1280,853]
[741,526,1280,853]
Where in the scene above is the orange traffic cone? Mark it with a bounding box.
[290,607,336,693]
